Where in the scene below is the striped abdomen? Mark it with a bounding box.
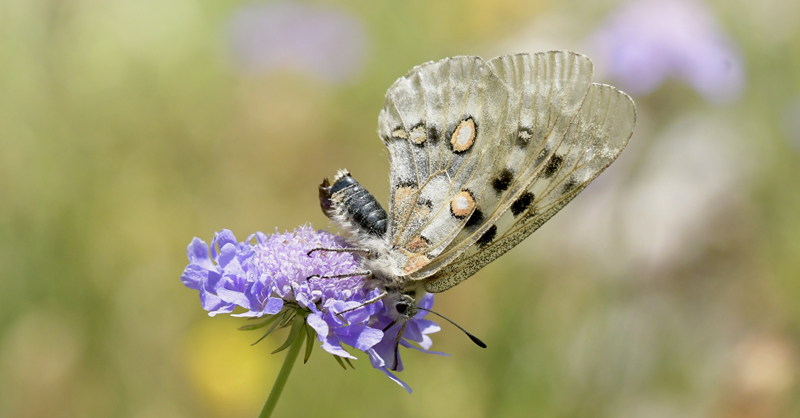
[319,171,387,238]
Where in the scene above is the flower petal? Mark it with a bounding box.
[400,339,449,356]
[415,293,435,315]
[217,286,251,310]
[263,297,283,315]
[413,319,441,336]
[180,264,206,290]
[337,324,383,352]
[321,335,356,359]
[199,288,227,312]
[307,312,330,339]
[187,238,215,270]
[374,365,412,393]
[371,330,403,372]
[218,243,238,268]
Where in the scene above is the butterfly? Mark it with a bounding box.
[314,51,635,358]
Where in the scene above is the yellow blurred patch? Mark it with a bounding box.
[183,317,275,415]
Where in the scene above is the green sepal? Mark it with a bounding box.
[333,355,347,370]
[278,312,296,328]
[251,311,287,346]
[239,310,284,331]
[271,311,306,354]
[344,358,355,369]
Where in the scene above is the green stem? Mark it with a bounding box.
[258,312,306,418]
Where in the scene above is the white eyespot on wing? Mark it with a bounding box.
[450,191,476,218]
[423,82,635,292]
[451,119,477,151]
[409,125,427,144]
[391,128,408,139]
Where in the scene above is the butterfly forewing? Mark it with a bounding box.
[378,56,511,275]
[423,82,636,292]
[408,51,596,280]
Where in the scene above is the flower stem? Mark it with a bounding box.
[258,312,307,418]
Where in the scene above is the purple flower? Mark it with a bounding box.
[589,0,745,103]
[225,2,368,83]
[181,225,444,391]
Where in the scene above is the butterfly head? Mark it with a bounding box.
[378,281,423,321]
[387,284,488,350]
[392,291,419,320]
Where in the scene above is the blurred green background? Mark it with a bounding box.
[2,0,799,417]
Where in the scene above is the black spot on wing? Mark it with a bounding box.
[418,198,434,209]
[491,168,514,193]
[562,176,578,193]
[427,125,440,144]
[476,225,497,248]
[396,179,418,189]
[464,208,484,228]
[510,191,534,217]
[543,154,564,178]
[534,148,549,167]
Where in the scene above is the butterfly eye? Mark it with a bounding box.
[395,302,410,316]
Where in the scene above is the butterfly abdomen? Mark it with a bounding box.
[320,170,388,239]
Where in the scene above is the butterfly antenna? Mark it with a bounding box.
[416,307,487,348]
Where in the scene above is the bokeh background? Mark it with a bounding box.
[2,0,799,417]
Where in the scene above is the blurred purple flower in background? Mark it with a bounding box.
[181,225,442,392]
[226,2,368,83]
[589,0,745,103]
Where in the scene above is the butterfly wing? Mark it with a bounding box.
[423,81,636,292]
[378,56,511,275]
[406,52,597,279]
[379,51,600,278]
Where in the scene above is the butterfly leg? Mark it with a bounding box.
[350,289,388,310]
[306,247,372,257]
[333,289,389,324]
[391,321,408,371]
[306,271,372,280]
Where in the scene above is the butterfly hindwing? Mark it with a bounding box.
[423,82,636,292]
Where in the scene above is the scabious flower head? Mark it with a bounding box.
[180,225,443,392]
[589,0,745,103]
